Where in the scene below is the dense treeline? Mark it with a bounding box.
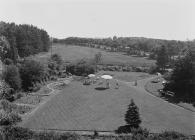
[0,21,50,62]
[54,36,190,58]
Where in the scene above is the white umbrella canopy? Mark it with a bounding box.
[157,72,161,76]
[88,74,96,78]
[101,75,113,80]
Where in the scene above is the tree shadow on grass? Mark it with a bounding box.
[161,96,180,104]
[95,87,108,90]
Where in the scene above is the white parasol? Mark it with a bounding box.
[101,75,113,80]
[88,74,96,78]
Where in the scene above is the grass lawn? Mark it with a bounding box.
[32,44,155,67]
[22,73,195,135]
[145,78,195,112]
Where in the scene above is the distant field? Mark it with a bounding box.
[33,44,155,67]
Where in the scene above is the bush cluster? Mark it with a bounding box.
[0,126,193,140]
[66,60,95,76]
[0,53,67,102]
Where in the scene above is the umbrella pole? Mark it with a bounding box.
[106,79,109,89]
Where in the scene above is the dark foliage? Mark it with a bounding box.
[2,64,21,91]
[0,126,193,140]
[0,21,50,61]
[156,45,168,71]
[0,100,22,127]
[66,60,95,76]
[125,99,141,129]
[0,36,11,62]
[156,131,187,140]
[148,65,158,74]
[5,127,34,140]
[48,54,65,78]
[0,81,14,101]
[19,59,46,91]
[3,58,13,65]
[50,53,63,65]
[164,49,195,102]
[115,125,132,134]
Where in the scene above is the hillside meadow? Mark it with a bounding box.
[31,44,155,67]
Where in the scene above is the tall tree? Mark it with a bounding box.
[93,52,102,72]
[19,59,45,91]
[2,65,21,91]
[125,99,141,128]
[0,36,10,62]
[156,45,168,71]
[164,48,195,102]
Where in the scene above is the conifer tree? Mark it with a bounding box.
[156,45,168,71]
[125,99,141,128]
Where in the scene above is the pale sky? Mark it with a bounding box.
[0,0,194,40]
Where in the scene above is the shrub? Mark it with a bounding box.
[34,131,80,140]
[148,65,158,74]
[2,65,21,91]
[30,83,41,92]
[0,99,13,112]
[0,81,14,101]
[50,53,63,65]
[131,127,149,138]
[66,61,95,76]
[5,127,34,140]
[0,111,22,126]
[157,131,186,140]
[3,58,13,65]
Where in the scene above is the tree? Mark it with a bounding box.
[164,49,195,102]
[50,54,63,66]
[0,36,11,62]
[156,45,168,71]
[93,52,102,72]
[48,54,63,76]
[125,99,141,128]
[2,65,21,91]
[19,59,45,91]
[0,21,50,59]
